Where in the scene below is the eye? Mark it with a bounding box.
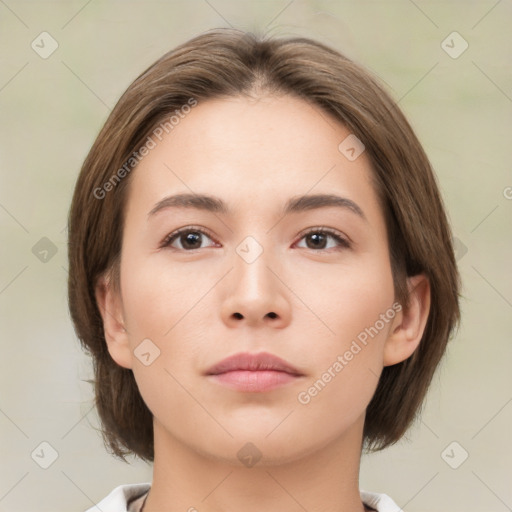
[160,226,217,251]
[160,226,351,252]
[295,228,351,251]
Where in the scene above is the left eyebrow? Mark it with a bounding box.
[282,193,367,222]
[147,192,367,222]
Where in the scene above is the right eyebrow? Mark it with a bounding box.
[148,193,228,218]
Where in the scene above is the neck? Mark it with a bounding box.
[143,415,370,512]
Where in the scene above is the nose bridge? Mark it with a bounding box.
[233,233,276,299]
[221,230,289,326]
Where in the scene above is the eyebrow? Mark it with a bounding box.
[147,192,367,221]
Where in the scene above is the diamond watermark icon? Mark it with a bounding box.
[237,442,262,468]
[338,134,365,161]
[453,237,468,261]
[32,237,58,263]
[31,441,59,469]
[134,338,161,366]
[31,31,59,59]
[441,441,469,469]
[236,236,263,264]
[441,32,468,59]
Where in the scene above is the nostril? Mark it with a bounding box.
[233,312,243,319]
[267,312,277,319]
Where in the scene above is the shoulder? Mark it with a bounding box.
[84,483,151,512]
[84,483,401,512]
[360,489,404,512]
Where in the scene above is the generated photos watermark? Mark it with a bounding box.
[93,97,198,199]
[297,301,402,405]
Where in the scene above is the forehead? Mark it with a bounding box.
[125,94,380,221]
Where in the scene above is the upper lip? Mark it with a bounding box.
[205,352,303,376]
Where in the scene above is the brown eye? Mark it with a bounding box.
[161,228,216,251]
[296,229,350,251]
[160,226,350,252]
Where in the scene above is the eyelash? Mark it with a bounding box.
[160,225,351,251]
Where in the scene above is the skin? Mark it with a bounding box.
[95,94,430,512]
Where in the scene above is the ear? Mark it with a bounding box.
[94,272,133,370]
[383,274,431,367]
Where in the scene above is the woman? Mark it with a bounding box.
[68,28,461,512]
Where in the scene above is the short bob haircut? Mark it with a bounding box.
[67,27,461,463]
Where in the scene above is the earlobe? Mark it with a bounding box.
[383,274,431,367]
[94,273,133,370]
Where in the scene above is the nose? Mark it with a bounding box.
[220,241,291,329]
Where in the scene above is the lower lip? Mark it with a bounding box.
[208,370,301,392]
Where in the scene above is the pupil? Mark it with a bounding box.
[183,232,201,248]
[309,233,326,249]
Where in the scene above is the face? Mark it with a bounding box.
[99,94,415,465]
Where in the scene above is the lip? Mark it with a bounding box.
[205,352,304,392]
[205,351,303,376]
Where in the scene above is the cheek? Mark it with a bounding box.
[294,266,396,429]
[119,252,213,340]
[119,254,212,420]
[294,351,379,446]
[291,252,396,365]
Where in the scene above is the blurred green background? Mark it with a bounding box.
[1,1,511,511]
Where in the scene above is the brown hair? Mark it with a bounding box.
[67,27,461,463]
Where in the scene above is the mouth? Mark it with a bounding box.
[207,370,302,392]
[205,351,304,392]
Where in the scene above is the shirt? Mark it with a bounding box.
[84,483,404,512]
